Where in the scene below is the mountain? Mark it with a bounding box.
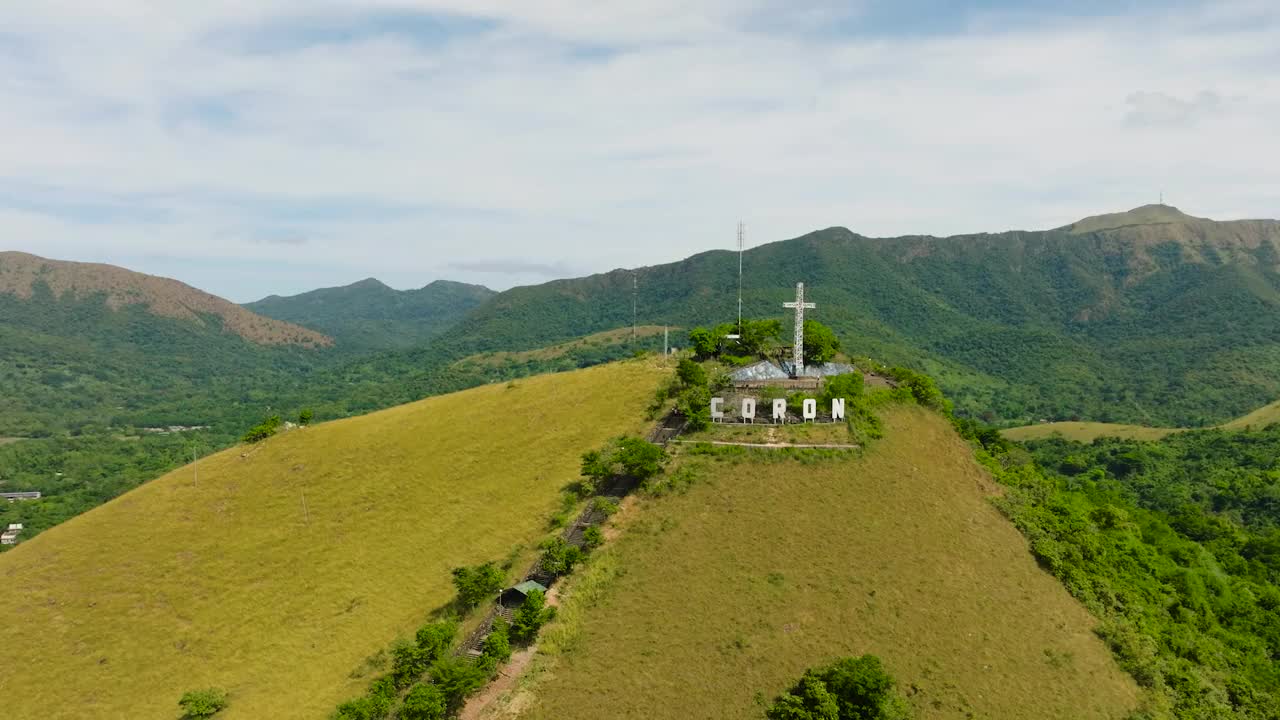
[0,361,664,720]
[409,205,1280,426]
[244,277,494,351]
[0,251,331,436]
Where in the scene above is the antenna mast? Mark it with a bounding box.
[631,272,637,343]
[736,221,744,333]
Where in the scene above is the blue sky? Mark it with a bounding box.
[1,0,1277,302]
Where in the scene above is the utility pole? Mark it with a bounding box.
[664,325,669,356]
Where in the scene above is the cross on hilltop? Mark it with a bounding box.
[783,282,815,376]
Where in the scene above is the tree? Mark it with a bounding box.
[688,327,720,359]
[766,673,839,720]
[582,525,605,550]
[802,320,841,365]
[677,358,707,388]
[511,588,555,643]
[539,536,585,576]
[399,683,447,720]
[766,655,906,720]
[678,384,712,431]
[178,688,228,719]
[482,617,512,663]
[297,408,314,426]
[820,373,864,404]
[615,437,666,479]
[737,318,783,357]
[430,656,489,711]
[451,562,505,609]
[391,638,430,688]
[415,619,458,662]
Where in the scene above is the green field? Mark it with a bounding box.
[497,406,1139,720]
[1002,396,1280,443]
[0,361,665,719]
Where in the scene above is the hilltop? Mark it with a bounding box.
[0,251,329,347]
[410,205,1280,427]
[0,361,665,719]
[245,277,494,351]
[494,406,1140,719]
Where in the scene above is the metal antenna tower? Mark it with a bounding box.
[736,221,744,333]
[631,272,637,342]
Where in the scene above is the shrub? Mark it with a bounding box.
[415,619,458,662]
[678,385,712,431]
[766,655,908,720]
[298,408,314,426]
[391,638,430,689]
[677,358,707,388]
[240,415,282,443]
[582,525,605,550]
[539,537,585,576]
[451,562,505,609]
[430,656,489,711]
[482,617,512,664]
[399,683,447,720]
[511,588,555,644]
[178,688,228,719]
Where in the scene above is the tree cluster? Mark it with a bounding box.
[766,655,908,720]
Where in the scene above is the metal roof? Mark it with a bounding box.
[512,580,548,596]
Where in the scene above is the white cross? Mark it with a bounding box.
[782,282,815,376]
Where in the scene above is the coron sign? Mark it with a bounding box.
[710,397,845,423]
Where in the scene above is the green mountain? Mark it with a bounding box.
[408,205,1280,427]
[244,277,494,351]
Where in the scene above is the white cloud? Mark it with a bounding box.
[0,1,1277,301]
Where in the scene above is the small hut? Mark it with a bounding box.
[499,580,547,608]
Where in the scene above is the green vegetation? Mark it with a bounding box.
[512,588,555,644]
[451,562,505,609]
[0,361,664,720]
[802,319,841,365]
[179,688,229,719]
[399,684,447,720]
[240,414,283,443]
[578,436,667,495]
[517,406,1138,719]
[244,277,494,353]
[419,210,1280,428]
[766,655,908,720]
[963,424,1280,718]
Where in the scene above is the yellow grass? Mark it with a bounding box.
[0,360,666,720]
[505,407,1140,720]
[1221,397,1280,430]
[1002,395,1280,443]
[1001,421,1179,442]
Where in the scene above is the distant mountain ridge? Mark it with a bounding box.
[245,276,494,351]
[0,251,330,347]
[407,205,1280,426]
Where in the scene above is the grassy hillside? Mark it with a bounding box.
[245,277,494,352]
[504,407,1139,720]
[0,361,665,720]
[1002,396,1280,442]
[410,206,1280,427]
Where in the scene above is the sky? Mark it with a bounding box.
[1,1,1278,302]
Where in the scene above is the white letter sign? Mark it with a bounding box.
[831,398,845,421]
[741,398,756,422]
[773,398,786,422]
[710,397,724,421]
[802,398,817,421]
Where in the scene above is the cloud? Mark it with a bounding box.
[1124,90,1226,127]
[0,1,1277,301]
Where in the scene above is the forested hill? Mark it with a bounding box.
[416,205,1280,426]
[0,252,331,436]
[244,277,494,351]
